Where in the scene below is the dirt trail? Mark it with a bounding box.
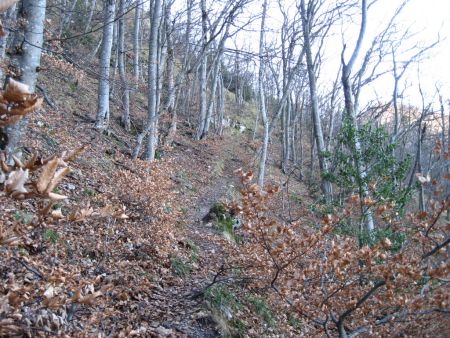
[150,134,251,337]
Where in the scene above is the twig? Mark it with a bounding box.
[422,236,450,259]
[11,257,43,279]
[36,84,57,110]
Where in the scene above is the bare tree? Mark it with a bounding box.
[118,0,130,131]
[257,0,268,186]
[95,0,116,129]
[300,0,333,201]
[195,0,208,140]
[340,0,375,232]
[132,0,141,88]
[132,0,162,160]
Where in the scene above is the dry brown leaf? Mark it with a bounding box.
[51,208,64,219]
[46,167,70,194]
[37,158,58,193]
[3,78,30,99]
[68,205,94,222]
[47,192,68,200]
[62,144,87,162]
[11,155,24,169]
[5,168,29,194]
[9,96,43,116]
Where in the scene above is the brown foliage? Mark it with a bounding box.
[227,169,449,337]
[0,78,43,126]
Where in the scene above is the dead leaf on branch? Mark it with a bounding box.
[0,79,43,126]
[5,168,29,194]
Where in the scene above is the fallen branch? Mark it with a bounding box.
[36,84,57,110]
[11,257,43,279]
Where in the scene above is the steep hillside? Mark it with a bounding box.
[0,53,307,336]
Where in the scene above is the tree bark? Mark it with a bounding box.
[257,0,268,187]
[132,0,162,160]
[340,0,374,232]
[117,0,130,131]
[132,0,141,89]
[300,0,332,201]
[3,0,46,159]
[84,0,97,33]
[196,0,208,140]
[95,0,115,129]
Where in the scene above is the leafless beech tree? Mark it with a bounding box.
[95,0,116,130]
[132,0,162,160]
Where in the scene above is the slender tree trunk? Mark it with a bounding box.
[19,0,46,91]
[110,19,119,97]
[298,95,305,180]
[144,12,166,158]
[309,121,316,181]
[84,0,97,33]
[0,4,16,82]
[90,35,102,58]
[300,0,332,201]
[95,0,116,129]
[447,98,450,220]
[417,123,425,211]
[59,0,77,37]
[117,0,130,130]
[132,0,141,89]
[132,0,162,160]
[162,1,174,112]
[282,95,291,173]
[257,0,268,186]
[216,72,225,135]
[196,0,208,140]
[340,0,374,232]
[201,20,230,139]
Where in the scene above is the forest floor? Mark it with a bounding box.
[2,57,312,336]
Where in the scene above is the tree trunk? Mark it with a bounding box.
[3,0,46,160]
[144,9,166,159]
[257,0,268,187]
[110,19,119,97]
[196,0,208,140]
[216,72,225,135]
[84,0,97,33]
[132,0,162,160]
[300,0,332,201]
[132,0,141,89]
[118,0,130,131]
[59,0,77,38]
[340,0,374,232]
[95,0,116,129]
